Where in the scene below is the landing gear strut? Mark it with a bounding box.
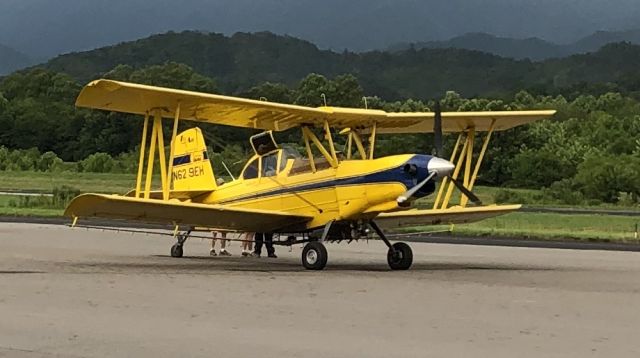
[370,220,413,270]
[170,229,191,258]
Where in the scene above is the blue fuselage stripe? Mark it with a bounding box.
[220,156,436,204]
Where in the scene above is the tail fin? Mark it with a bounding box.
[171,128,217,192]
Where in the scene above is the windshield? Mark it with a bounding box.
[242,158,259,180]
[281,145,302,159]
[280,145,302,172]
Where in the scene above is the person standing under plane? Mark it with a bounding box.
[210,231,231,256]
[240,232,255,256]
[253,232,277,258]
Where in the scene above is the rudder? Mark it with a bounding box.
[171,127,217,192]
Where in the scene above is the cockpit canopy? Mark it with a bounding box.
[241,145,303,180]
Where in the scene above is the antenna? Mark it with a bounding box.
[320,93,327,106]
[362,96,368,109]
[221,161,236,181]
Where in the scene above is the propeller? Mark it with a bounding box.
[433,101,443,157]
[395,99,483,206]
[397,171,436,204]
[433,100,483,206]
[448,177,483,205]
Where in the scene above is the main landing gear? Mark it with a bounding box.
[301,220,331,270]
[370,221,413,270]
[170,230,191,258]
[302,241,328,270]
[299,220,413,271]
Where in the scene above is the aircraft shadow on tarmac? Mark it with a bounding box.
[61,255,560,274]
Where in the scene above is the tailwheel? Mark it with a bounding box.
[170,231,190,258]
[302,241,328,270]
[387,242,413,270]
[170,243,184,258]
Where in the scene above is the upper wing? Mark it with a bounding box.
[378,111,555,134]
[65,194,312,232]
[76,79,555,133]
[375,205,521,228]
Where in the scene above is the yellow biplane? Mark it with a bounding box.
[65,79,555,270]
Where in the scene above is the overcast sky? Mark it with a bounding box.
[1,0,638,57]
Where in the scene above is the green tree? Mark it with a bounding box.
[295,73,333,106]
[36,151,63,172]
[294,73,364,107]
[79,152,116,173]
[331,74,364,107]
[511,149,575,188]
[574,154,640,203]
[242,82,294,103]
[128,62,218,93]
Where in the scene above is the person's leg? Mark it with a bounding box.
[247,233,254,251]
[210,232,217,256]
[254,232,264,256]
[220,232,231,256]
[241,232,250,256]
[265,233,276,258]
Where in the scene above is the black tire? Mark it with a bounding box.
[170,243,183,258]
[387,242,412,270]
[302,242,328,270]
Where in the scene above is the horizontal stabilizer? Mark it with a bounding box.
[65,194,312,232]
[376,205,521,228]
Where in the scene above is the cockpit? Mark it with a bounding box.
[239,130,307,180]
[241,145,303,180]
[239,124,374,180]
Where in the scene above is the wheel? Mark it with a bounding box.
[302,242,328,270]
[387,242,412,270]
[170,243,183,258]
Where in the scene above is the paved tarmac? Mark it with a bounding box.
[1,223,639,358]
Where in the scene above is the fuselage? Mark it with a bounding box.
[194,151,438,230]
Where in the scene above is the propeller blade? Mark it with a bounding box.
[398,171,437,204]
[447,176,483,206]
[433,101,443,157]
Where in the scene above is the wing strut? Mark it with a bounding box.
[432,118,496,209]
[133,107,182,200]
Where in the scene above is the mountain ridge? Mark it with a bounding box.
[1,0,639,58]
[36,31,640,100]
[391,29,640,60]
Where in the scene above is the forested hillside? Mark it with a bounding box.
[1,31,639,206]
[41,31,640,99]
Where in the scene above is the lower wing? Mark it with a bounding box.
[375,205,521,228]
[64,194,312,232]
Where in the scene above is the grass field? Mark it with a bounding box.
[1,171,639,242]
[0,195,62,217]
[415,186,538,208]
[405,212,640,242]
[1,172,520,201]
[0,171,158,194]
